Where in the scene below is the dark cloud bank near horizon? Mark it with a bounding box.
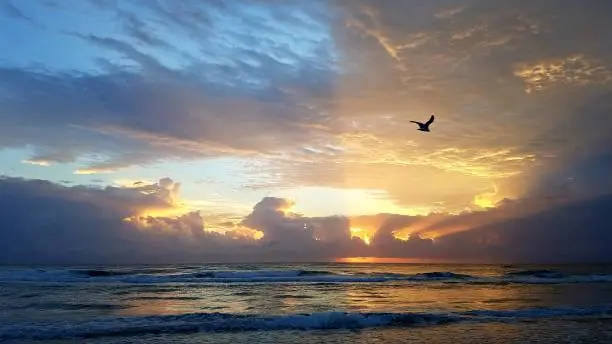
[1,176,611,265]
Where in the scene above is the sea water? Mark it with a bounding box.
[1,263,612,343]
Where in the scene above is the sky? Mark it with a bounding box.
[1,0,612,264]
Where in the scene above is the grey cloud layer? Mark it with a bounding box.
[0,0,338,171]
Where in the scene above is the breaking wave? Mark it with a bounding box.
[1,267,611,285]
[2,305,611,341]
[414,272,473,279]
[498,269,612,284]
[504,269,566,279]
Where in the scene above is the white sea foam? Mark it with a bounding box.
[1,305,611,341]
[1,267,611,285]
[461,304,612,318]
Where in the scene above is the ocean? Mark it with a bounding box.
[1,263,612,343]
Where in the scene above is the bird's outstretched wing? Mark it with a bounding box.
[425,114,435,126]
[409,121,421,124]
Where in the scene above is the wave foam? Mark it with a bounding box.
[190,269,333,279]
[504,269,566,279]
[462,304,612,318]
[1,268,611,285]
[2,305,612,341]
[0,311,458,341]
[414,272,473,279]
[0,312,456,340]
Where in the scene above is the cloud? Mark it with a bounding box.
[434,194,612,263]
[0,1,31,21]
[0,178,365,264]
[239,196,364,259]
[0,66,333,172]
[1,177,611,264]
[516,89,612,202]
[244,146,532,211]
[0,0,339,172]
[434,5,464,20]
[514,54,612,93]
[0,177,255,264]
[21,158,51,167]
[3,0,612,263]
[236,0,612,210]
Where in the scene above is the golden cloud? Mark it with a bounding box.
[74,168,116,175]
[22,159,51,166]
[514,54,612,93]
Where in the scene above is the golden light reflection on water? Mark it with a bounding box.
[336,257,426,263]
[116,285,333,317]
[116,281,535,317]
[119,290,251,316]
[109,265,566,321]
[342,283,527,314]
[121,297,193,316]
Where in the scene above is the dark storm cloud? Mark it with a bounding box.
[0,177,259,264]
[522,90,612,199]
[240,197,365,260]
[433,194,612,263]
[358,194,612,263]
[0,178,364,264]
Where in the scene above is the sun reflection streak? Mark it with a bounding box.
[336,257,425,263]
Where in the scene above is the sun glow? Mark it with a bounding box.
[205,225,265,240]
[392,230,412,241]
[278,199,297,216]
[350,227,372,245]
[140,208,189,218]
[122,206,192,227]
[473,185,499,209]
[474,194,496,209]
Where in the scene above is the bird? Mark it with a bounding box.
[410,114,435,132]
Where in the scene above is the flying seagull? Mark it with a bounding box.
[410,114,435,132]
